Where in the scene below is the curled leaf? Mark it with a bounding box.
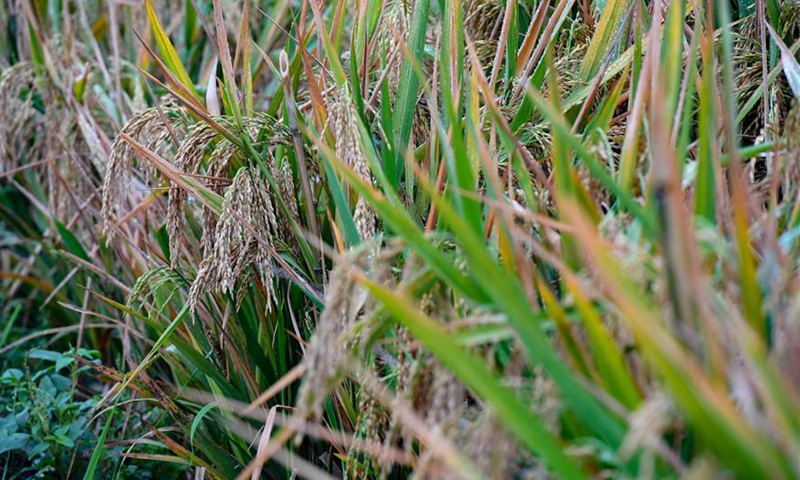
[767,23,800,97]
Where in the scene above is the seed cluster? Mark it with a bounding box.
[0,63,39,173]
[97,105,301,316]
[1,61,101,222]
[202,139,240,257]
[101,101,185,241]
[168,122,219,265]
[327,87,377,239]
[188,165,280,312]
[296,245,374,419]
[381,0,412,92]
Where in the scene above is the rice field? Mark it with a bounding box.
[0,0,798,478]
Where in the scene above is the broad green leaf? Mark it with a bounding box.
[392,0,431,157]
[737,38,800,124]
[767,23,800,97]
[144,0,199,99]
[55,220,90,262]
[695,32,717,224]
[0,434,29,455]
[580,0,629,79]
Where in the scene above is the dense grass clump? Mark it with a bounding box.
[1,0,798,478]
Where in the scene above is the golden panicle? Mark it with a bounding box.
[408,360,467,480]
[1,61,97,223]
[280,159,300,227]
[188,166,280,312]
[327,87,377,239]
[75,112,109,176]
[377,1,432,146]
[296,245,375,419]
[195,117,296,258]
[464,413,518,480]
[463,0,505,70]
[381,0,412,93]
[618,394,674,463]
[101,102,185,242]
[377,326,416,479]
[187,254,218,312]
[464,0,504,43]
[346,392,390,478]
[0,63,41,173]
[202,139,239,257]
[250,113,294,147]
[44,102,75,220]
[168,123,218,266]
[770,102,800,396]
[354,199,377,240]
[781,101,799,200]
[427,362,465,428]
[34,79,94,221]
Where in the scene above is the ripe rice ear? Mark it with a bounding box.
[168,123,218,266]
[0,63,39,173]
[101,102,186,242]
[327,87,377,239]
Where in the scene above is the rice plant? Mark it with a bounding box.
[0,0,798,478]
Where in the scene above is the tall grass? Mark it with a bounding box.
[1,0,798,478]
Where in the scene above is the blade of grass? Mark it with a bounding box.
[392,0,431,167]
[144,0,199,99]
[694,19,717,224]
[580,0,629,79]
[716,0,766,339]
[83,385,122,480]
